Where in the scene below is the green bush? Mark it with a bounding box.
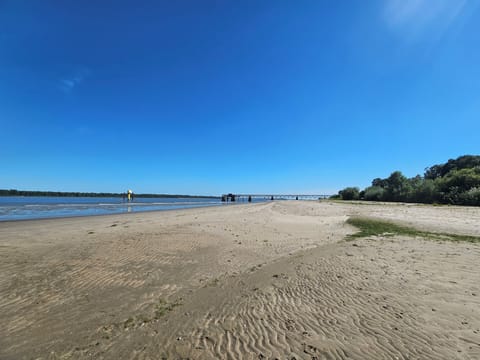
[338,187,360,200]
[341,155,480,206]
[459,187,480,206]
[363,186,385,201]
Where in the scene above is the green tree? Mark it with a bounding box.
[363,186,385,201]
[459,187,480,206]
[435,167,480,204]
[354,155,480,206]
[372,178,388,188]
[425,155,480,179]
[338,187,360,200]
[413,179,436,203]
[384,171,411,202]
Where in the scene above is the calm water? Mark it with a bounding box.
[0,196,224,221]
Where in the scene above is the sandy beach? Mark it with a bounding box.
[1,201,479,359]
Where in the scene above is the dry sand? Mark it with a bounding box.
[0,201,479,359]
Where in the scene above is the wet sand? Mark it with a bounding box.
[1,201,479,359]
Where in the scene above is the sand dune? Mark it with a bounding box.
[0,201,479,359]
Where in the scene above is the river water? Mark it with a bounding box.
[0,196,224,221]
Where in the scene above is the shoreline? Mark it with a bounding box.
[1,201,479,359]
[0,201,228,224]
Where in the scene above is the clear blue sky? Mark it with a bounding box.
[1,1,479,195]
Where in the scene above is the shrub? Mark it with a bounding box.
[363,186,385,201]
[339,187,360,200]
[459,187,480,206]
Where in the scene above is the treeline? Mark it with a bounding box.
[0,189,217,199]
[335,155,480,206]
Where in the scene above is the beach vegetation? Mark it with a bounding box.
[338,187,360,200]
[120,298,183,330]
[346,217,480,243]
[337,155,480,206]
[363,186,385,201]
[154,298,182,319]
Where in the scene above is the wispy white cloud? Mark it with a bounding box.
[59,67,91,93]
[383,0,466,41]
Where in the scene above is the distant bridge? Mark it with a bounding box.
[221,194,332,202]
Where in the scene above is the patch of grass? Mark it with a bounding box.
[154,298,182,319]
[346,217,480,243]
[346,218,421,238]
[445,233,480,243]
[120,298,183,330]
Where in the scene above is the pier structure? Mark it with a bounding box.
[221,194,331,202]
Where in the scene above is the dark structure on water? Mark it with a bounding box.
[221,193,236,202]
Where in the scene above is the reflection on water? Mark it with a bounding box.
[0,196,228,221]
